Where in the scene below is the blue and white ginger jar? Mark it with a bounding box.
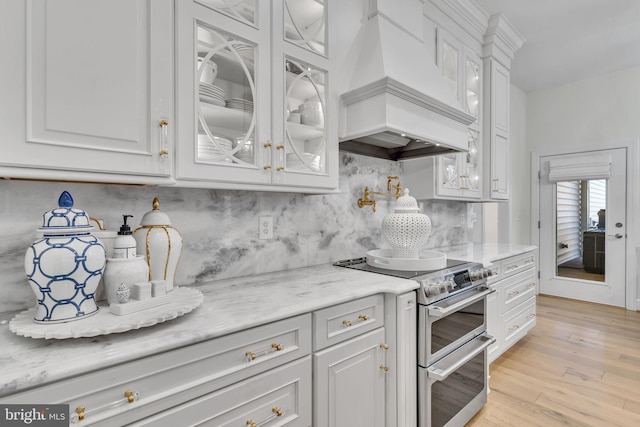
[24,191,106,323]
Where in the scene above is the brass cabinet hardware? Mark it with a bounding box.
[276,144,284,150]
[75,406,85,421]
[246,351,257,361]
[380,343,389,350]
[342,320,352,327]
[263,165,272,170]
[271,343,283,351]
[272,406,284,417]
[358,314,369,321]
[508,324,520,332]
[379,364,390,372]
[247,420,257,427]
[159,120,169,157]
[276,166,285,171]
[71,390,138,423]
[263,142,272,148]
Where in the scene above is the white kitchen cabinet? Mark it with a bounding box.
[175,0,338,192]
[401,28,483,201]
[313,295,388,427]
[486,251,537,364]
[0,0,174,185]
[2,314,312,426]
[132,356,312,427]
[484,59,510,200]
[314,328,387,427]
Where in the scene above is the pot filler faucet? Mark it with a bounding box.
[357,175,402,213]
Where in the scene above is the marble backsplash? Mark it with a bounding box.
[0,152,471,314]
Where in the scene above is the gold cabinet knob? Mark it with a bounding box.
[246,420,257,427]
[271,343,283,351]
[380,343,389,350]
[75,406,85,421]
[379,364,390,372]
[246,351,257,361]
[272,406,284,417]
[358,314,369,321]
[342,320,352,327]
[124,390,135,403]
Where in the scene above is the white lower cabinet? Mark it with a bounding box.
[487,250,538,364]
[132,356,312,427]
[314,328,387,427]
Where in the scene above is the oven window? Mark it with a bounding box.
[431,350,485,426]
[431,298,484,354]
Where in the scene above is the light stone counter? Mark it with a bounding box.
[434,242,537,265]
[0,264,417,399]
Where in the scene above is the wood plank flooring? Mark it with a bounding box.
[467,295,640,427]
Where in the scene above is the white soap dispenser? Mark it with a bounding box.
[113,215,137,259]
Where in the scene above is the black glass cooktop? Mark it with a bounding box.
[333,257,470,280]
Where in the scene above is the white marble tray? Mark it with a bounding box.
[8,287,203,340]
[366,249,447,271]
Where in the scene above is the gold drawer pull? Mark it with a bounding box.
[245,343,284,362]
[342,320,352,327]
[380,364,390,372]
[508,290,520,297]
[247,407,287,426]
[527,282,536,289]
[508,324,520,332]
[159,120,169,157]
[276,166,285,171]
[263,165,272,170]
[380,343,389,350]
[71,390,139,423]
[358,314,369,321]
[527,313,537,319]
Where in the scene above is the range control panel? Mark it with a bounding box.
[420,266,494,302]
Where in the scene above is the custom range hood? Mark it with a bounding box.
[339,0,475,160]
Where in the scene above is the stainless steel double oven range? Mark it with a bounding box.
[334,257,496,427]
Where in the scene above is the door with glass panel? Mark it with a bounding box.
[539,149,627,307]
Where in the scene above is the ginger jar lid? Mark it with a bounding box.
[38,191,93,234]
[393,188,420,213]
[140,197,172,226]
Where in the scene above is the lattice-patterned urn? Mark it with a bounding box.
[24,191,106,323]
[381,188,432,258]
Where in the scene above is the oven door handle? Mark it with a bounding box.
[427,286,495,318]
[427,334,496,382]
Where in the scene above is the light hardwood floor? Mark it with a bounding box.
[467,295,640,427]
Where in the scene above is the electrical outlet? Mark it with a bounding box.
[259,216,273,239]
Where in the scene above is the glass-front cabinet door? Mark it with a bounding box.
[176,0,337,190]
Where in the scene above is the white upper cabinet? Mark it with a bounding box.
[175,0,338,192]
[484,57,511,200]
[0,0,174,184]
[402,26,483,201]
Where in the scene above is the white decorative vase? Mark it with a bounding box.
[133,197,183,292]
[24,191,106,323]
[103,256,149,305]
[381,188,432,259]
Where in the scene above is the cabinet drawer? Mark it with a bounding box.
[3,314,311,426]
[501,297,536,350]
[131,356,312,427]
[500,269,537,314]
[313,295,384,351]
[502,252,536,278]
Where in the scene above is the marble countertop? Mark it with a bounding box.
[0,263,417,399]
[0,242,536,399]
[434,242,538,264]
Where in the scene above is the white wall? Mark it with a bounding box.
[522,65,640,308]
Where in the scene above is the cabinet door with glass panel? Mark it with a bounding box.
[175,0,270,186]
[271,0,337,190]
[175,0,337,191]
[435,30,483,199]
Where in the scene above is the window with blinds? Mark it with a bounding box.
[556,180,582,265]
